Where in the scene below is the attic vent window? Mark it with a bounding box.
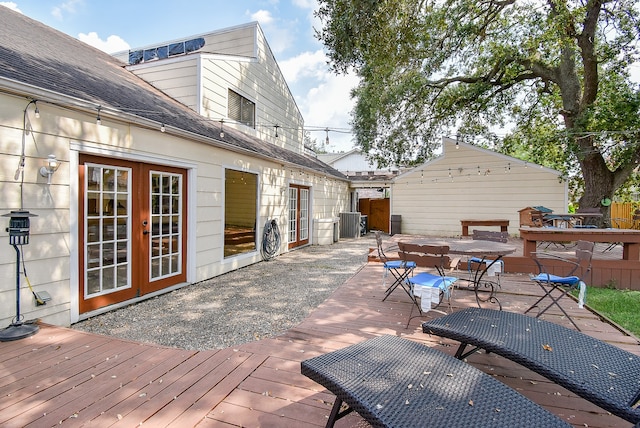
[128,37,205,65]
[228,89,255,129]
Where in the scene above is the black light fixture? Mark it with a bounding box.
[325,128,330,145]
[96,106,102,125]
[0,210,39,341]
[219,119,225,138]
[160,123,166,133]
[274,124,280,138]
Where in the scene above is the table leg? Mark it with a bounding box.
[469,256,502,310]
[523,239,537,257]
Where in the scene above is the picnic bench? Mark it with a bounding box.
[422,308,640,424]
[461,219,509,236]
[301,335,570,427]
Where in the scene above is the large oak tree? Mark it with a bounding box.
[316,0,640,224]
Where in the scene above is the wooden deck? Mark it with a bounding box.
[1,263,639,427]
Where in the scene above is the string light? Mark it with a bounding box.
[219,119,225,138]
[325,128,330,145]
[96,106,102,126]
[160,123,166,132]
[274,124,280,138]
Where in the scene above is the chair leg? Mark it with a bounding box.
[527,282,581,331]
[382,269,413,301]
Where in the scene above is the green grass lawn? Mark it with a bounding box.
[577,286,640,337]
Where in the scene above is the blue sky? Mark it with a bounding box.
[1,0,359,152]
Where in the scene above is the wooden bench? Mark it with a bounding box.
[461,219,509,236]
[423,308,640,425]
[301,335,571,427]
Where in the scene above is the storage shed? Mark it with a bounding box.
[390,137,567,236]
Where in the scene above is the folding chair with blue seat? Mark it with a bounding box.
[374,231,416,301]
[398,242,459,326]
[525,240,594,331]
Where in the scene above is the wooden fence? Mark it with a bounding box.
[610,202,639,228]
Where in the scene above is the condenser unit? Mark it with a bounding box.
[339,212,361,239]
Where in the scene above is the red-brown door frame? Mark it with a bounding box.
[78,155,187,314]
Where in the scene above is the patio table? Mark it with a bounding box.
[412,238,515,309]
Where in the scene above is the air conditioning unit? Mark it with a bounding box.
[339,212,361,239]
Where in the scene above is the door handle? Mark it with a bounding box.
[143,229,149,235]
[142,220,149,235]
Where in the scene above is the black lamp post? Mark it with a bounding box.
[0,210,39,341]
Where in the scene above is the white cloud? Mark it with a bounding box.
[280,49,328,82]
[0,2,21,12]
[302,72,359,151]
[292,0,316,8]
[250,9,274,25]
[281,50,359,151]
[51,0,83,20]
[78,31,130,54]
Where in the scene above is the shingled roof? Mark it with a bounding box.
[0,6,346,180]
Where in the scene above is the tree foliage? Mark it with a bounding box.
[316,0,640,219]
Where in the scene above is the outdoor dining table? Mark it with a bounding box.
[412,238,516,309]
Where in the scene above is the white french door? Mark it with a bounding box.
[288,184,309,249]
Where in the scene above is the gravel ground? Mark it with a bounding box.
[73,234,375,350]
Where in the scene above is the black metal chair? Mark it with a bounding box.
[525,240,594,330]
[374,231,416,302]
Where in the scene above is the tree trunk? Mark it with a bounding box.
[577,149,614,227]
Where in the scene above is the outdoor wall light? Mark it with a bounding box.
[39,154,60,184]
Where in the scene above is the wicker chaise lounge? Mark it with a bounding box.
[422,308,640,425]
[301,335,570,427]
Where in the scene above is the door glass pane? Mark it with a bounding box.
[149,171,182,280]
[84,163,131,298]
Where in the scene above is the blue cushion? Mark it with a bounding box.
[532,273,580,285]
[408,272,457,290]
[384,260,416,269]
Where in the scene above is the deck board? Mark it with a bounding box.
[0,261,638,427]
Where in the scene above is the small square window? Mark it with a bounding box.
[228,89,255,128]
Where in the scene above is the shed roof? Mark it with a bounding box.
[0,6,345,180]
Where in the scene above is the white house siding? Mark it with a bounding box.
[125,57,200,112]
[122,23,305,156]
[391,138,566,236]
[198,25,304,154]
[331,151,376,173]
[0,93,349,327]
